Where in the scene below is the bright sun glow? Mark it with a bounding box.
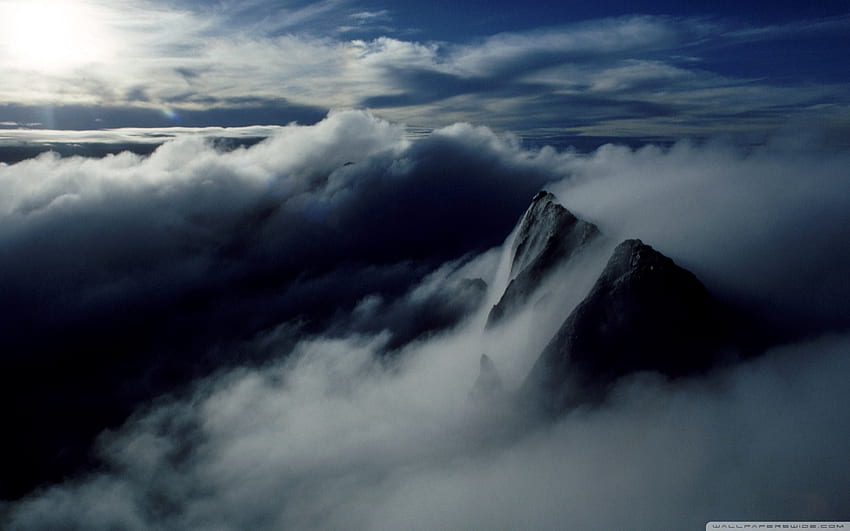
[0,0,111,72]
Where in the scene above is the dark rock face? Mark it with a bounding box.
[487,191,599,326]
[523,239,725,414]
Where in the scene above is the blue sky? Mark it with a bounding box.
[0,0,848,141]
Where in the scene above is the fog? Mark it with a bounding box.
[550,134,850,333]
[2,111,849,529]
[8,315,849,529]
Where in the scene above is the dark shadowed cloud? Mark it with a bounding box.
[0,111,554,499]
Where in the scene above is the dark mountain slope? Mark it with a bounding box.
[523,238,729,414]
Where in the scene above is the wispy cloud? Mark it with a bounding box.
[350,9,390,22]
[338,8,394,35]
[0,2,847,137]
[725,12,850,40]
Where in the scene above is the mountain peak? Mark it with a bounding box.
[511,191,576,272]
[531,190,556,203]
[597,238,688,290]
[487,191,600,326]
[523,238,725,413]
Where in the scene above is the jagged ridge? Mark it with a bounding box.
[522,238,725,414]
[487,191,599,326]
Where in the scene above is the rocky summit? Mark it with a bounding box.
[487,191,599,327]
[521,238,726,413]
[484,192,739,415]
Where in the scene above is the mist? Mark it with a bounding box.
[7,308,849,530]
[2,112,849,529]
[550,133,850,333]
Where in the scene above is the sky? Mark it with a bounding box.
[2,1,850,529]
[0,0,848,141]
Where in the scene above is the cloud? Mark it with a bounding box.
[447,16,693,78]
[0,124,285,146]
[353,17,698,110]
[2,113,850,528]
[549,133,850,334]
[350,10,391,22]
[1,3,847,137]
[6,311,850,529]
[0,110,557,499]
[726,13,850,41]
[339,9,394,34]
[0,100,327,131]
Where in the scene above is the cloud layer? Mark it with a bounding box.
[550,132,850,333]
[0,111,556,499]
[2,112,850,528]
[6,299,850,530]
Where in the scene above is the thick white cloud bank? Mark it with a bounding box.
[551,131,850,331]
[3,111,850,529]
[8,327,850,530]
